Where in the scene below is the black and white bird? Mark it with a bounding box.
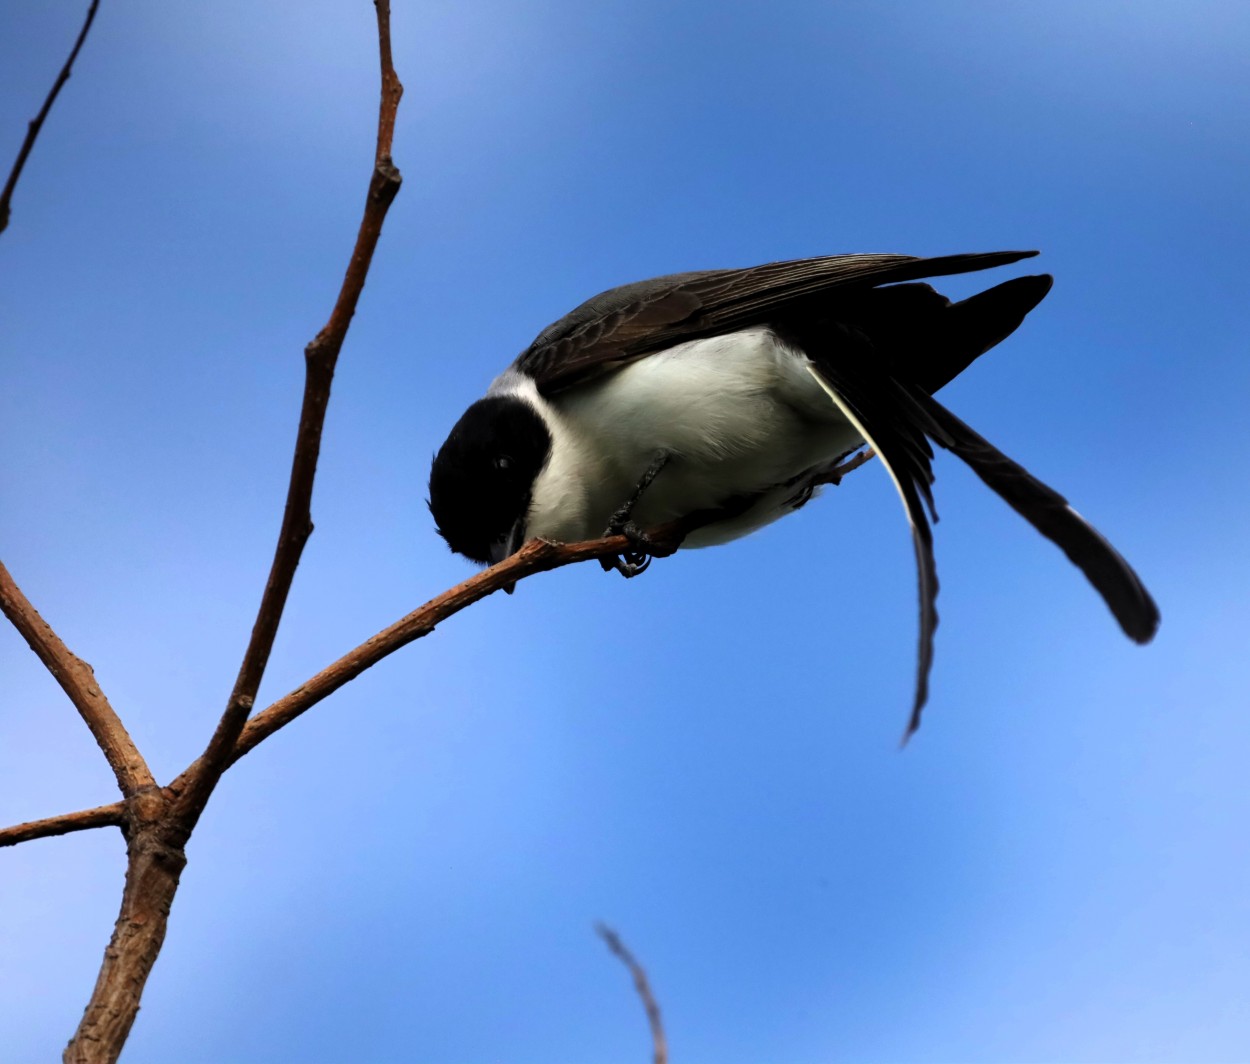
[428,250,1159,735]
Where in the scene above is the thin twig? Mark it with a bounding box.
[164,531,641,796]
[0,560,155,797]
[174,0,404,825]
[596,923,668,1064]
[0,0,101,235]
[0,801,125,848]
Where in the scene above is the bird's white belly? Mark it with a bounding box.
[538,327,864,545]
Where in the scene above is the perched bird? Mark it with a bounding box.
[428,250,1159,735]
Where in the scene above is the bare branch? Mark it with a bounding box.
[167,447,884,783]
[174,0,404,824]
[63,7,404,1059]
[0,560,155,797]
[596,923,668,1064]
[216,451,881,766]
[160,531,640,797]
[0,0,101,235]
[0,801,125,848]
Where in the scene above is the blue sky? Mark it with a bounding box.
[3,2,1249,1061]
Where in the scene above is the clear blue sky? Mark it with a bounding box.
[3,3,1249,1061]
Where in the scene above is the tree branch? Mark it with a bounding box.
[163,448,881,785]
[61,7,403,1060]
[0,560,155,797]
[0,801,125,848]
[596,923,668,1064]
[160,531,639,797]
[223,450,878,765]
[174,0,404,825]
[0,0,100,236]
[64,788,185,1064]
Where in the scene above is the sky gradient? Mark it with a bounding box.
[3,3,1250,1061]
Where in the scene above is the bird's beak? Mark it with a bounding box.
[489,518,527,594]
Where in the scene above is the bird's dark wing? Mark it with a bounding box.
[516,250,1040,394]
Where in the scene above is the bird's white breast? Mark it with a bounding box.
[501,327,864,546]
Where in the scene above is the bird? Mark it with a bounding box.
[428,250,1159,736]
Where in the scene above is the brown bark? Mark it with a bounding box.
[0,803,125,847]
[173,0,404,829]
[63,790,185,1064]
[0,561,155,797]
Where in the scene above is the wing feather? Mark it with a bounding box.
[518,250,1039,393]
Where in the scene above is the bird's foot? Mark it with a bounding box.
[600,451,672,579]
[601,522,667,578]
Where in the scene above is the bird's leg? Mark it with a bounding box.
[601,451,672,578]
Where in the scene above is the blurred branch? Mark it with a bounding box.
[596,923,668,1064]
[0,801,125,848]
[0,560,155,797]
[0,0,100,235]
[173,0,404,827]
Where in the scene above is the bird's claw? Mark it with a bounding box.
[600,521,658,578]
[599,450,673,579]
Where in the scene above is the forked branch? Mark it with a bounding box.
[4,441,876,839]
[2,2,883,1055]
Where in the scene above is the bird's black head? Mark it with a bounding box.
[428,395,553,565]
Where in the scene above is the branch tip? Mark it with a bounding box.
[595,923,668,1064]
[0,0,101,236]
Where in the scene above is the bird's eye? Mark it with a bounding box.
[493,455,512,472]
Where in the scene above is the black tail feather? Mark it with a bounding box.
[920,274,1055,394]
[901,385,1160,644]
